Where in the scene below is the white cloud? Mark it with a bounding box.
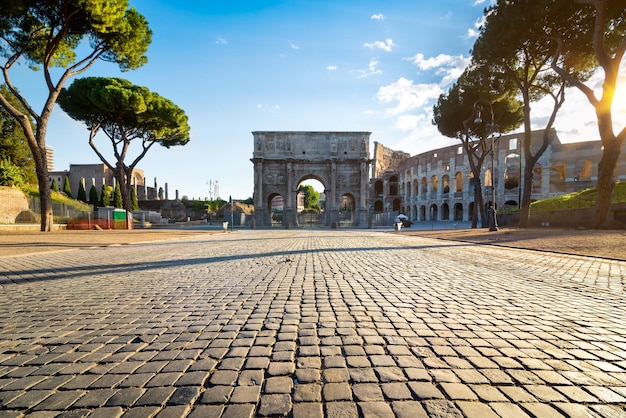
[363,38,395,52]
[371,13,384,20]
[216,37,228,45]
[326,65,337,71]
[376,77,442,116]
[440,11,453,21]
[403,53,470,89]
[289,42,300,50]
[464,15,485,40]
[356,58,382,78]
[373,53,473,154]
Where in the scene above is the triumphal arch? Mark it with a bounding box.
[251,131,371,227]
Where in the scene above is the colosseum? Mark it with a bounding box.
[370,128,626,225]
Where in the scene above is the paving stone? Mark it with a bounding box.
[267,362,295,376]
[167,386,201,405]
[200,385,233,404]
[230,385,261,403]
[489,402,532,418]
[381,382,412,400]
[455,401,500,418]
[352,383,384,402]
[295,368,321,384]
[258,394,291,416]
[134,386,176,406]
[292,402,324,418]
[391,400,429,418]
[293,383,322,402]
[104,387,145,407]
[31,390,85,411]
[1,230,624,417]
[521,402,568,418]
[72,389,118,408]
[265,376,293,393]
[325,401,359,418]
[407,382,445,400]
[323,382,353,401]
[422,400,463,417]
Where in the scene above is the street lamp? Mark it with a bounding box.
[474,100,499,231]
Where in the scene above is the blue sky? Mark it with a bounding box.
[14,0,625,199]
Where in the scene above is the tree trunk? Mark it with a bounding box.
[35,158,53,232]
[518,160,534,228]
[593,139,620,228]
[116,167,131,213]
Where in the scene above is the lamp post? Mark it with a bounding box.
[474,100,499,231]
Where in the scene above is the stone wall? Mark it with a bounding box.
[0,187,35,223]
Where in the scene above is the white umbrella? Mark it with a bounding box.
[397,214,408,220]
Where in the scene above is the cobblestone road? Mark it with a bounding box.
[0,229,625,417]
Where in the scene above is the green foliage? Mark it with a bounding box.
[0,0,152,230]
[113,182,123,208]
[89,185,99,206]
[206,198,227,213]
[21,185,92,211]
[0,158,24,187]
[130,187,139,211]
[433,64,524,140]
[531,182,626,211]
[63,177,72,197]
[51,178,59,192]
[0,85,36,184]
[58,77,190,161]
[100,184,111,207]
[58,76,190,214]
[77,181,87,203]
[158,187,164,200]
[0,2,152,72]
[298,184,320,209]
[241,197,254,205]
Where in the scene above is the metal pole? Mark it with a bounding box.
[490,132,498,231]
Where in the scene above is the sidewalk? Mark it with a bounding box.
[1,223,624,260]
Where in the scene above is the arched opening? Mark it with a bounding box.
[442,175,450,194]
[484,168,493,188]
[431,175,438,198]
[420,205,426,221]
[297,178,325,227]
[374,180,383,197]
[550,163,566,193]
[421,177,427,198]
[442,203,450,220]
[373,200,383,212]
[454,203,463,221]
[532,166,542,193]
[339,193,356,226]
[454,172,464,193]
[505,153,520,190]
[430,204,438,221]
[268,193,284,227]
[576,159,593,180]
[392,198,401,211]
[413,179,419,197]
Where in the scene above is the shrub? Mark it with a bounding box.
[0,159,24,187]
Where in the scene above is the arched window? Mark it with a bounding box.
[455,172,464,192]
[442,175,450,194]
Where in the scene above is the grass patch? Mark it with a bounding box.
[531,181,626,211]
[21,184,92,211]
